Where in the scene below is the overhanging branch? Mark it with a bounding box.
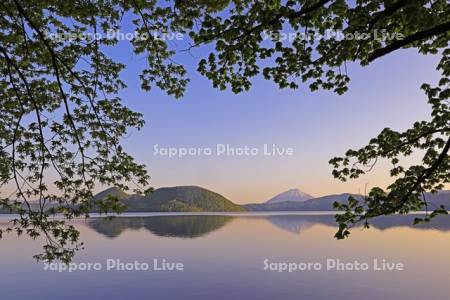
[368,21,450,62]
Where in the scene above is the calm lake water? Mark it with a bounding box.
[1,213,449,300]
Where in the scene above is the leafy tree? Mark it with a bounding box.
[0,0,448,261]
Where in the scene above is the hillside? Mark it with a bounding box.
[94,187,130,201]
[94,186,246,212]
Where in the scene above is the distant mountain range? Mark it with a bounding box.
[1,187,449,214]
[93,187,450,213]
[246,190,450,211]
[246,193,363,211]
[265,188,313,204]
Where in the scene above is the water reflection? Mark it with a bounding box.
[2,213,450,300]
[260,214,450,234]
[86,214,450,238]
[87,215,233,238]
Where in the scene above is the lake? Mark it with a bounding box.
[0,213,449,300]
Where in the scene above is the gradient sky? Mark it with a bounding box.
[1,17,445,204]
[99,28,443,204]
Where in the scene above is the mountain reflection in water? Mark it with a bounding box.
[87,215,233,238]
[2,212,450,300]
[86,214,450,238]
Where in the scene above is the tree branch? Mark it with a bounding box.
[368,21,450,62]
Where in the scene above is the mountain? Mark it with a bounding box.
[247,193,360,211]
[94,186,246,212]
[246,191,450,211]
[2,188,448,214]
[425,190,450,208]
[94,187,130,201]
[265,188,313,204]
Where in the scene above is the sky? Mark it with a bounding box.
[0,15,444,205]
[101,30,443,204]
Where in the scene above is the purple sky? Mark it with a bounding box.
[1,18,444,204]
[109,42,443,203]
